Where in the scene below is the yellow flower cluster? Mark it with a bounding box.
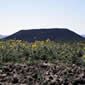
[32,43,37,49]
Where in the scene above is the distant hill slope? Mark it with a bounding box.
[0,35,6,39]
[81,35,85,38]
[4,28,85,42]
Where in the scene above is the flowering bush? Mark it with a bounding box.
[0,40,85,65]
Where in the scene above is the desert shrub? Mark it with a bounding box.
[0,40,85,65]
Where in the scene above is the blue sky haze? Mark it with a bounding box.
[0,0,85,35]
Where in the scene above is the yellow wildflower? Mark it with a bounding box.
[32,43,37,49]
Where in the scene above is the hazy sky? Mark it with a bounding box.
[0,0,85,35]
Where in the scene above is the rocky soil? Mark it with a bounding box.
[0,61,85,85]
